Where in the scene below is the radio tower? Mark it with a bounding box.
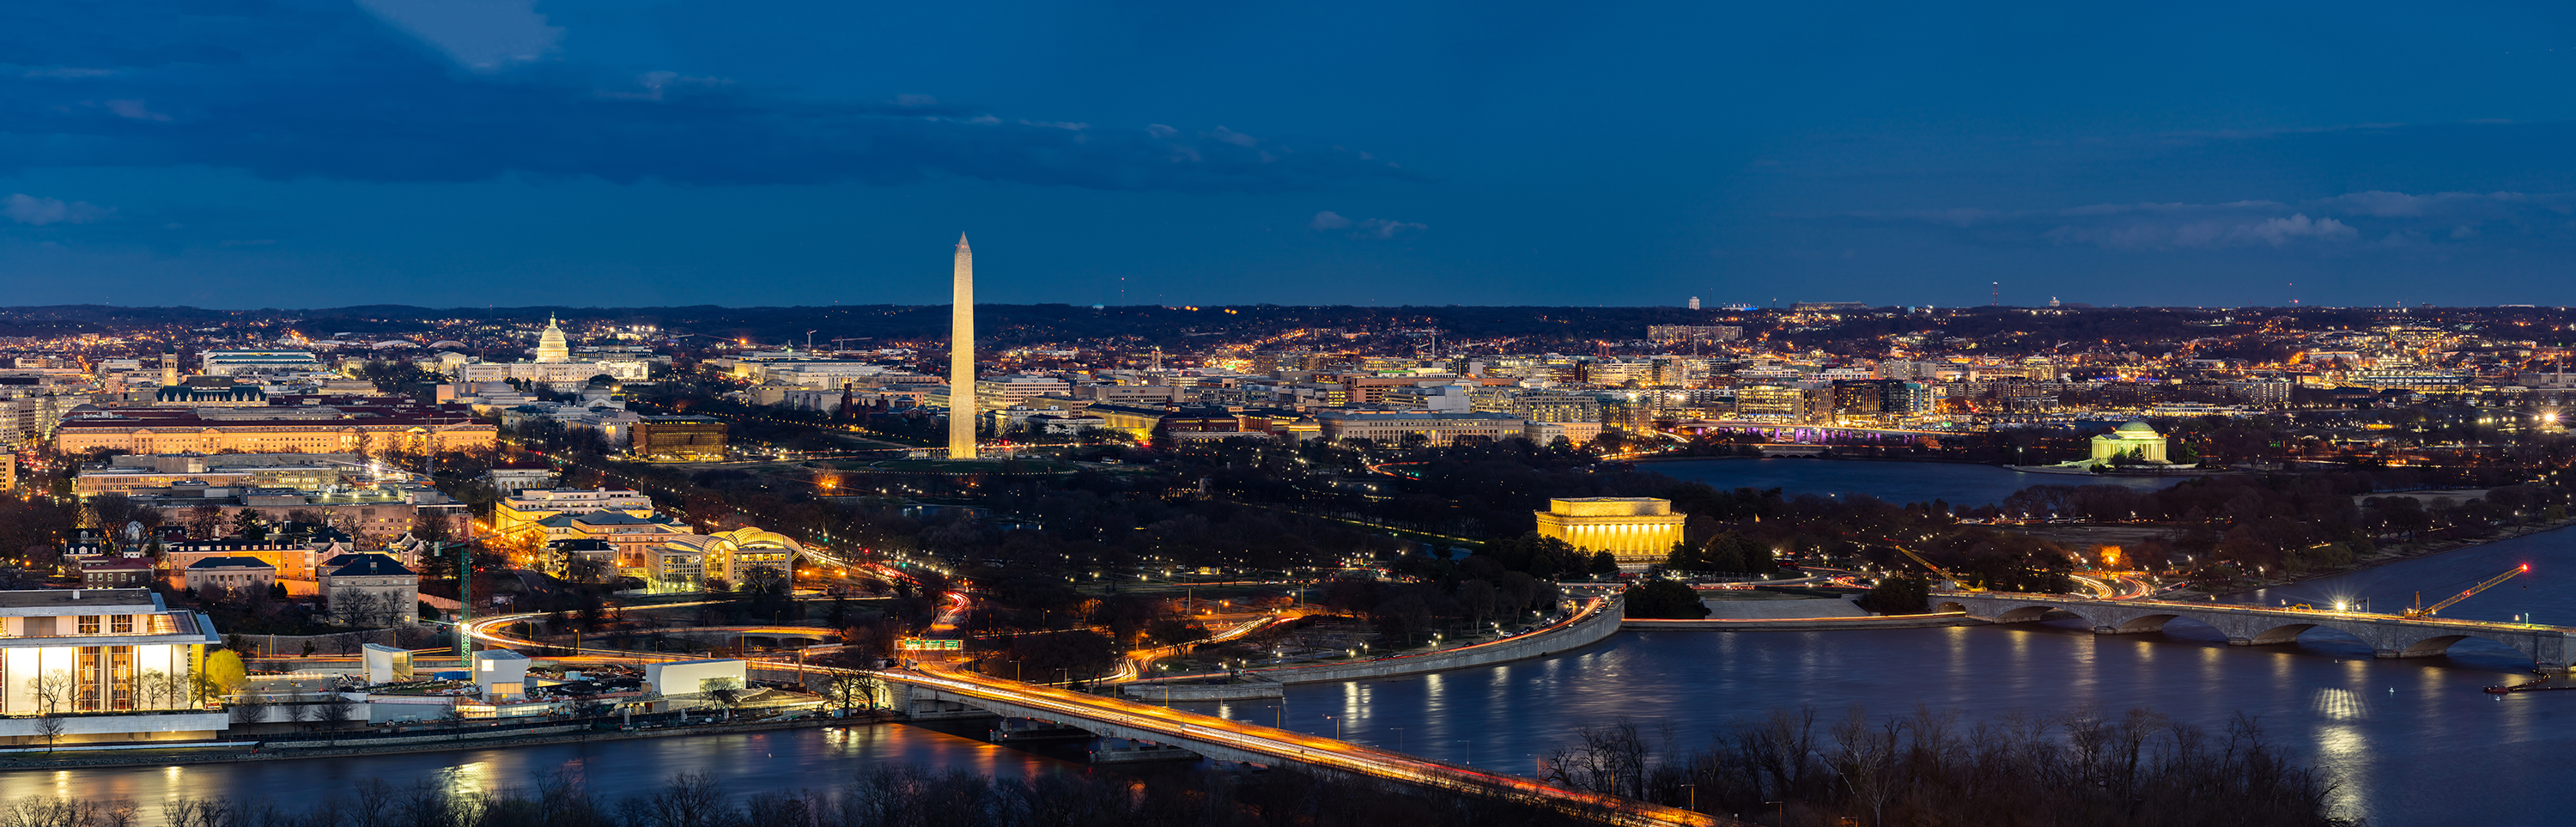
[947,234,977,459]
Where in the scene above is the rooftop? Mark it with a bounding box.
[0,588,164,611]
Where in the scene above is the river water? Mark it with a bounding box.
[1645,458,2176,507]
[10,490,2568,826]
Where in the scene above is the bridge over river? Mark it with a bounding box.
[1938,592,2576,670]
[463,606,1730,827]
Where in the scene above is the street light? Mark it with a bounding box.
[1322,715,1340,740]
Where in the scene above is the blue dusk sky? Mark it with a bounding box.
[4,1,2576,309]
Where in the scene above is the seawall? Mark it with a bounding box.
[1120,598,1628,701]
[1251,598,1625,684]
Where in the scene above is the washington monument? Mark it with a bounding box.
[947,234,977,459]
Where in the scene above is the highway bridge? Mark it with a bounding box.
[461,611,1734,827]
[1938,592,2576,669]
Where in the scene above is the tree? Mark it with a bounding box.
[700,677,748,718]
[1621,579,1710,619]
[202,650,249,696]
[318,692,356,732]
[1588,551,1620,580]
[285,690,317,730]
[233,509,268,542]
[228,695,267,726]
[185,506,226,539]
[34,714,64,752]
[825,675,880,715]
[27,669,74,715]
[1855,575,1930,615]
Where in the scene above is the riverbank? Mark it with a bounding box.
[2199,518,2576,598]
[1123,598,1626,700]
[1622,611,1983,631]
[0,714,876,769]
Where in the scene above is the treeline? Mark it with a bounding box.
[18,765,1594,827]
[1994,473,2575,575]
[1547,705,2356,826]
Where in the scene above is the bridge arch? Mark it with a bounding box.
[2105,613,2184,634]
[2243,623,2321,646]
[1992,605,2066,623]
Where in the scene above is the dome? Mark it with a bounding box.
[2114,421,2159,436]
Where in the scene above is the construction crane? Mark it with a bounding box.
[2403,564,2528,617]
[1892,546,1979,592]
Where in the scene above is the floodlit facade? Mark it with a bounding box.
[659,528,802,586]
[492,488,655,536]
[0,589,225,743]
[453,316,652,386]
[2088,421,2172,465]
[1534,497,1688,567]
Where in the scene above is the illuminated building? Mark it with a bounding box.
[318,553,418,626]
[949,234,978,459]
[453,316,651,386]
[197,350,323,376]
[632,415,726,460]
[492,488,655,537]
[0,589,225,742]
[1534,497,1687,568]
[1313,410,1526,446]
[659,527,802,586]
[2088,421,2172,465]
[151,378,266,406]
[53,404,495,456]
[76,453,369,498]
[183,557,276,598]
[535,512,696,574]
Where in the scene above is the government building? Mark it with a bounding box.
[52,402,495,456]
[1534,497,1687,568]
[453,316,652,386]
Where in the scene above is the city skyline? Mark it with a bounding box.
[6,2,2576,309]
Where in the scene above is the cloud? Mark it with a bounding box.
[0,0,1424,193]
[353,0,564,73]
[3,194,113,226]
[1309,210,1424,239]
[1843,190,2573,252]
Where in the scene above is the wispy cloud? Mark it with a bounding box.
[1310,210,1426,239]
[3,193,113,226]
[0,0,1424,193]
[1840,190,2576,252]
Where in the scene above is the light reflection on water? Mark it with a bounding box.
[0,723,1077,820]
[8,530,2574,827]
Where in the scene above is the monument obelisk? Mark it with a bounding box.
[946,234,977,459]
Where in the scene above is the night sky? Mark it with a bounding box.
[5,1,2575,309]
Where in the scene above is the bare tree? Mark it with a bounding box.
[27,669,74,715]
[284,690,316,731]
[34,715,65,751]
[825,676,880,715]
[228,695,267,727]
[317,692,357,733]
[136,669,172,711]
